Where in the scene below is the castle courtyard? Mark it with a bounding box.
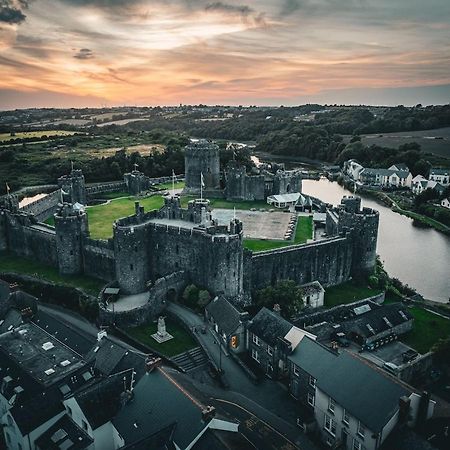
[212,208,293,240]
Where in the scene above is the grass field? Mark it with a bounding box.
[91,191,131,200]
[243,215,313,251]
[0,130,77,142]
[344,127,450,159]
[324,281,383,307]
[86,194,165,239]
[154,181,185,190]
[0,253,104,296]
[125,318,197,357]
[180,196,272,210]
[401,306,450,353]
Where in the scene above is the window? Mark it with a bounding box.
[252,335,260,346]
[7,415,13,426]
[130,264,134,271]
[324,414,336,436]
[353,438,363,450]
[267,346,273,356]
[293,365,300,376]
[343,409,349,425]
[357,422,365,439]
[328,397,335,414]
[82,420,89,431]
[309,375,316,388]
[251,349,260,362]
[307,392,315,406]
[18,444,22,450]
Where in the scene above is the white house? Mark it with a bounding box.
[411,175,427,195]
[300,281,325,308]
[429,168,449,186]
[345,160,365,181]
[441,198,450,209]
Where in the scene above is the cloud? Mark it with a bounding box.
[73,48,94,59]
[0,0,30,24]
[205,1,267,25]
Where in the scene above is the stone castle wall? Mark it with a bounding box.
[249,235,353,292]
[3,212,58,267]
[86,181,127,197]
[19,189,61,222]
[83,238,116,281]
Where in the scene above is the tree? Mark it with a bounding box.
[255,280,304,318]
[197,290,211,308]
[182,284,199,308]
[432,337,450,365]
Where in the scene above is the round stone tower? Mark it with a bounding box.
[338,196,379,277]
[58,169,87,205]
[183,140,220,195]
[54,203,89,275]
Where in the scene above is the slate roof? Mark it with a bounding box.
[289,337,412,433]
[341,303,413,339]
[32,309,97,357]
[317,351,410,433]
[389,163,410,172]
[430,168,449,176]
[113,369,207,450]
[121,424,176,450]
[248,307,293,347]
[34,414,94,450]
[288,336,338,380]
[74,370,133,430]
[205,296,245,335]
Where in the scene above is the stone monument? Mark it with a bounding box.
[151,316,174,343]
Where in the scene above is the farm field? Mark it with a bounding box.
[345,127,450,158]
[0,130,78,142]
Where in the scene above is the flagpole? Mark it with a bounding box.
[172,170,175,197]
[200,172,203,201]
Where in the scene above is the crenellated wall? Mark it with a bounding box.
[249,235,353,292]
[83,238,116,281]
[19,189,61,222]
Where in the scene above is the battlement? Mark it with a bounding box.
[185,139,220,156]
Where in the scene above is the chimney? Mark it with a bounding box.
[273,304,281,315]
[202,405,216,422]
[415,391,431,427]
[398,396,411,424]
[145,356,162,373]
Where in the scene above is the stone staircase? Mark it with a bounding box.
[171,346,208,373]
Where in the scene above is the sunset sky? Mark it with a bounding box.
[1,0,450,109]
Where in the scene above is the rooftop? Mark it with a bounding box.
[248,307,293,347]
[205,296,246,336]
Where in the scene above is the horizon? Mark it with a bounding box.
[1,1,450,109]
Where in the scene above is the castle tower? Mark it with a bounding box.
[54,203,89,275]
[272,170,302,195]
[113,208,150,295]
[124,170,147,195]
[338,196,379,277]
[58,169,87,205]
[225,162,247,200]
[183,140,220,195]
[162,195,183,220]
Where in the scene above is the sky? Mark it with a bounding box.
[1,0,450,109]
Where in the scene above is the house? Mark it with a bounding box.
[411,175,428,195]
[300,281,325,309]
[112,366,239,449]
[338,302,414,349]
[344,160,365,181]
[441,197,450,209]
[0,320,96,450]
[429,168,449,186]
[267,192,301,209]
[205,296,248,353]
[288,337,435,450]
[389,164,410,172]
[247,307,316,379]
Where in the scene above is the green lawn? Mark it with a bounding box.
[0,253,104,296]
[92,191,131,200]
[154,181,185,190]
[86,194,165,239]
[180,196,272,211]
[125,318,197,357]
[324,281,383,307]
[243,216,313,252]
[401,306,450,354]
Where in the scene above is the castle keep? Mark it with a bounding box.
[0,141,379,324]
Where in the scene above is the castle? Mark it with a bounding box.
[0,141,379,326]
[183,140,302,200]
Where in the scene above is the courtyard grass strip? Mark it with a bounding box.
[0,253,104,296]
[324,281,382,307]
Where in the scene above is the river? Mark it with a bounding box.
[302,178,450,303]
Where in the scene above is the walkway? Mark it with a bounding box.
[167,302,318,450]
